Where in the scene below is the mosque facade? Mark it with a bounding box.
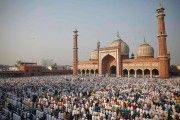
[73,4,170,79]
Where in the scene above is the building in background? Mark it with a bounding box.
[47,65,72,71]
[17,62,47,76]
[0,65,9,71]
[76,3,170,78]
[8,66,18,71]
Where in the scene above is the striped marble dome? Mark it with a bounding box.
[137,42,154,58]
[110,39,129,56]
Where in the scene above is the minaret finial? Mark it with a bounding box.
[117,31,120,38]
[73,26,78,33]
[144,36,146,43]
[97,41,100,49]
[159,0,163,8]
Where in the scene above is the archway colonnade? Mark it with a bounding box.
[78,68,159,78]
[122,69,159,78]
[78,69,99,76]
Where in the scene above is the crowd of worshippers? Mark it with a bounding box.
[0,76,179,120]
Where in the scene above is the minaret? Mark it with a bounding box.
[73,29,78,76]
[117,41,122,77]
[116,32,122,77]
[97,41,100,75]
[156,1,170,78]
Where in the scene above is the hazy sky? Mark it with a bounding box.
[0,0,180,65]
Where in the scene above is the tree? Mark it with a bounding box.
[15,60,22,67]
[52,63,57,70]
[41,58,54,66]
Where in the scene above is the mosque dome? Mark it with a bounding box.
[137,41,154,58]
[90,50,98,60]
[110,39,129,56]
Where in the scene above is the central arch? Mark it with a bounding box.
[110,65,116,76]
[101,54,116,76]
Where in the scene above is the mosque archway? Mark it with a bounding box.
[152,69,159,77]
[136,69,143,78]
[95,69,98,75]
[123,69,128,77]
[129,69,135,77]
[82,69,85,75]
[110,65,116,76]
[86,69,89,76]
[144,69,150,78]
[90,69,94,75]
[101,54,116,76]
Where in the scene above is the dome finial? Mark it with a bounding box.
[144,36,146,43]
[117,31,120,38]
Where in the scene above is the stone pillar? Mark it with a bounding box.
[99,56,102,76]
[97,42,100,76]
[73,29,78,76]
[117,42,122,77]
[81,70,82,76]
[128,70,130,78]
[135,70,137,78]
[156,5,170,79]
[142,70,144,78]
[150,70,152,78]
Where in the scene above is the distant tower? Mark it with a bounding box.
[97,41,100,75]
[116,32,122,77]
[156,1,170,78]
[117,40,122,77]
[73,29,78,76]
[97,41,100,49]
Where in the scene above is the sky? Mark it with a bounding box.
[0,0,180,65]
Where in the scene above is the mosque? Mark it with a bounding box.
[72,3,170,79]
